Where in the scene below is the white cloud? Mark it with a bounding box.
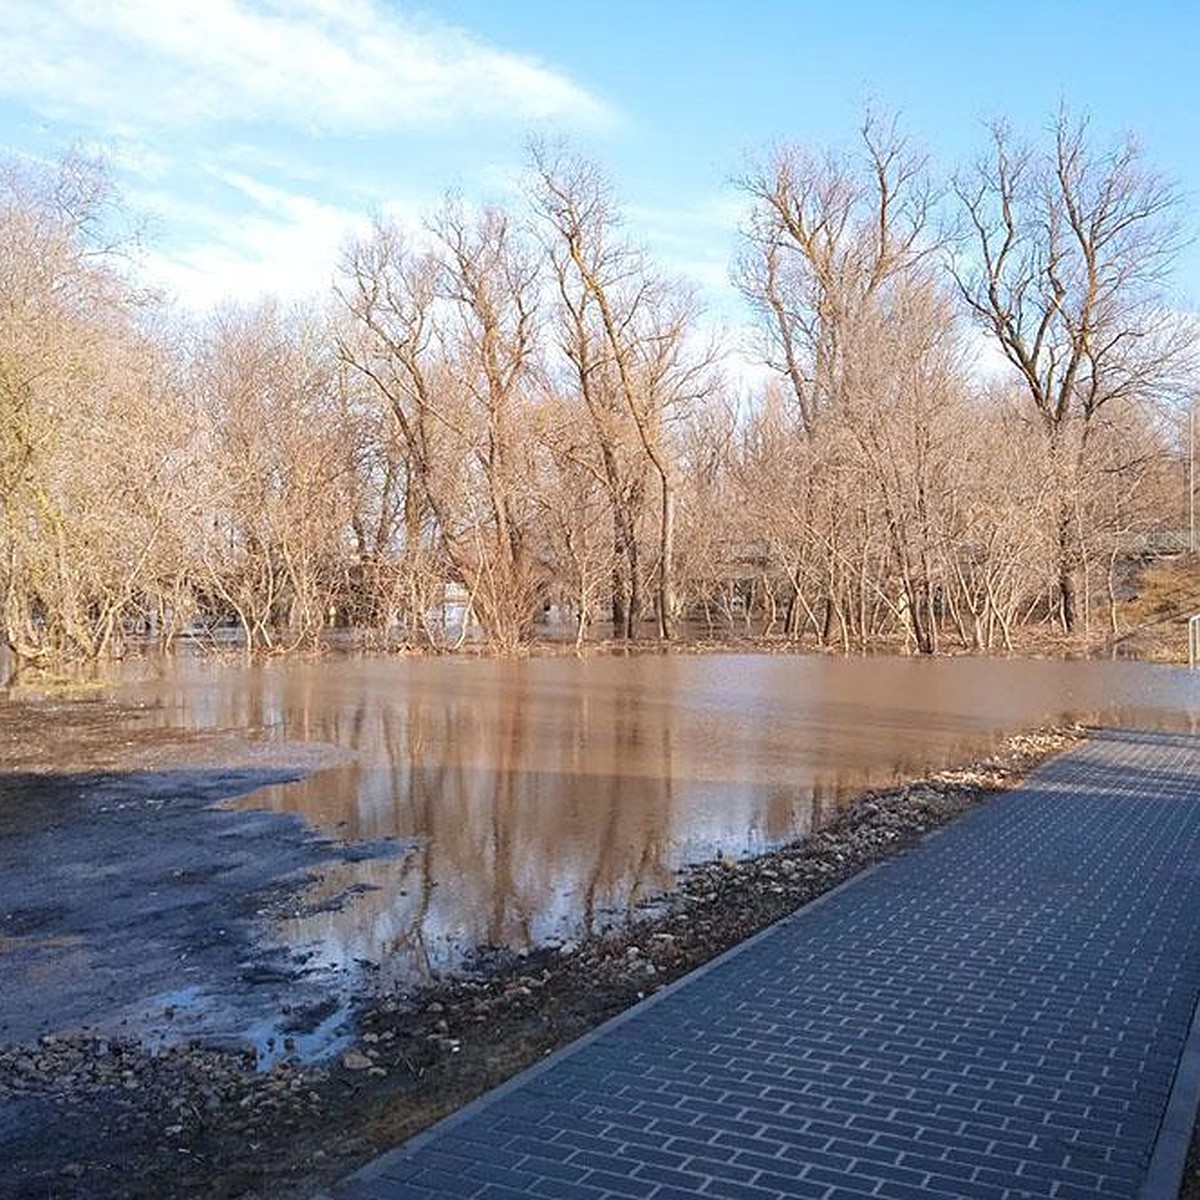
[136,173,372,309]
[0,0,614,135]
[80,139,174,182]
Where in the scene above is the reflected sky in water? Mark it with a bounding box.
[115,653,1200,989]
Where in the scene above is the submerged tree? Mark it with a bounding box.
[193,302,354,652]
[530,146,716,640]
[952,110,1191,632]
[0,155,191,662]
[736,113,966,652]
[0,111,1192,666]
[338,201,546,649]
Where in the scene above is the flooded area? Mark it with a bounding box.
[116,653,1200,977]
[4,651,1200,1057]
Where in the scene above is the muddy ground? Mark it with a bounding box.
[0,700,380,1057]
[0,701,1190,1199]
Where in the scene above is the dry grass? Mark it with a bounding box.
[1114,555,1200,662]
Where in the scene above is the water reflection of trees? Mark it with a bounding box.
[205,664,979,983]
[235,666,701,984]
[137,652,1195,987]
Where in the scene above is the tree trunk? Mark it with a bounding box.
[1057,502,1077,633]
[656,476,675,640]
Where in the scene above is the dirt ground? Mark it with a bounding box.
[0,700,1190,1199]
[1187,1132,1200,1200]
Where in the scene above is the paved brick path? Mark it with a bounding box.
[331,729,1200,1199]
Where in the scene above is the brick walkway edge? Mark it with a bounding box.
[329,728,1200,1200]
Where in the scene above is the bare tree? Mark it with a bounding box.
[429,200,547,647]
[536,388,616,644]
[194,302,353,653]
[337,224,457,645]
[952,109,1191,631]
[338,204,547,649]
[836,279,969,652]
[737,111,938,438]
[334,342,412,634]
[672,393,743,636]
[736,112,956,649]
[3,116,1191,666]
[530,146,715,640]
[0,154,191,664]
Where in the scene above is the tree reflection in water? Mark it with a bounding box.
[116,652,1200,988]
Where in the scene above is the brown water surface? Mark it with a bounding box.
[113,652,1200,991]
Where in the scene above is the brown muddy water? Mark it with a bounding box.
[6,651,1200,1060]
[116,653,1200,977]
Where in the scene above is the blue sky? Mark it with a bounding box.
[2,0,1198,334]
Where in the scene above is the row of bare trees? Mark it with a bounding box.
[0,112,1193,665]
[736,111,1190,648]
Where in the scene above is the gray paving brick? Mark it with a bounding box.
[526,1178,608,1200]
[748,1175,830,1199]
[549,1130,616,1158]
[698,1177,790,1200]
[369,1156,423,1184]
[680,1154,760,1184]
[334,730,1200,1200]
[632,1161,711,1192]
[334,1180,430,1200]
[765,1147,854,1176]
[606,1125,673,1152]
[408,1166,488,1196]
[579,1170,658,1198]
[712,1129,794,1156]
[662,1135,728,1161]
[853,1159,930,1189]
[479,1185,545,1200]
[510,1138,577,1163]
[515,1155,590,1185]
[569,1150,640,1177]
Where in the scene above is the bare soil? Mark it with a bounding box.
[1186,1130,1200,1200]
[0,695,1101,1200]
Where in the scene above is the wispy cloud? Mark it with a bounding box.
[0,0,614,135]
[134,170,371,309]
